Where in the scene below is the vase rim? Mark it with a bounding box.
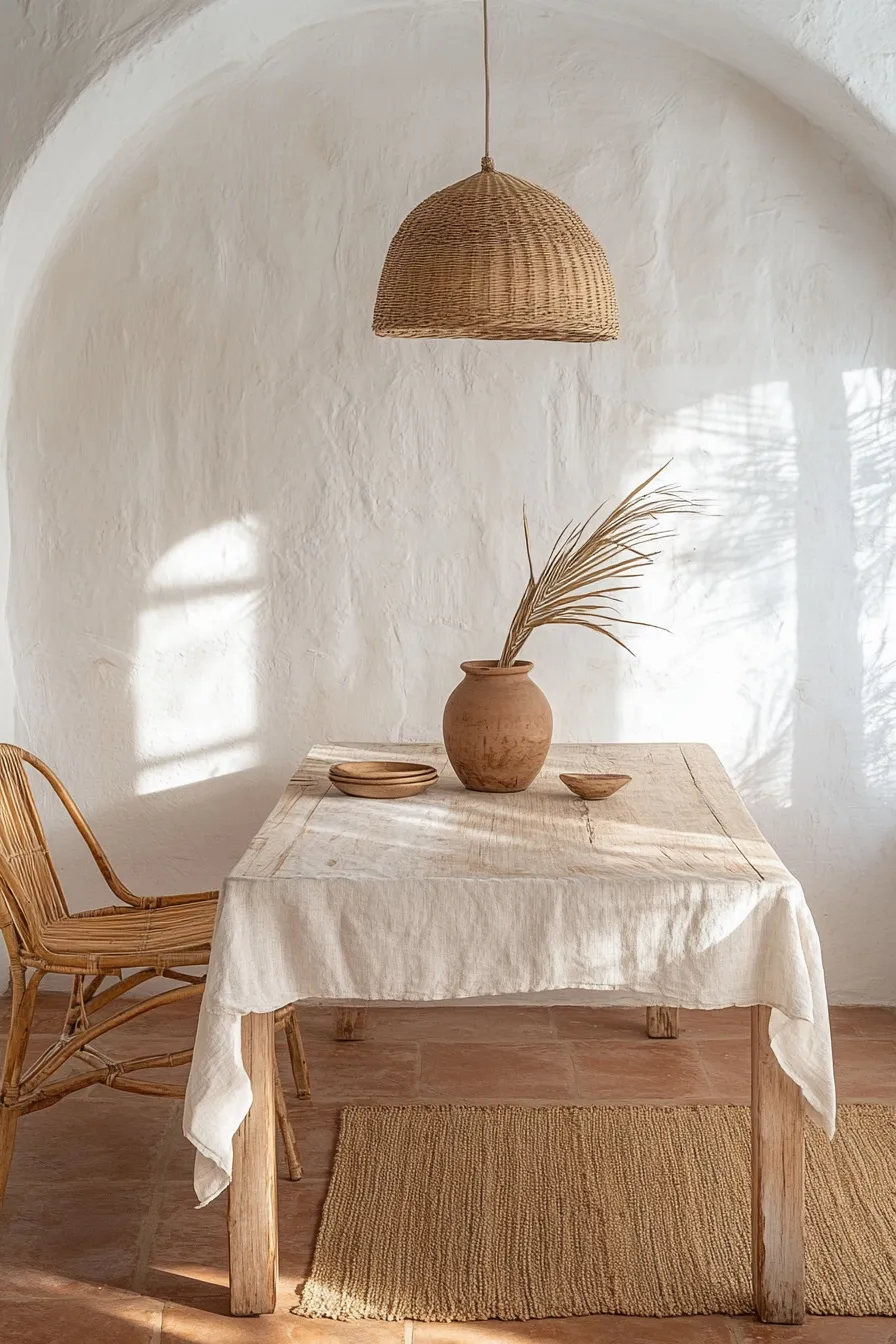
[460,659,534,676]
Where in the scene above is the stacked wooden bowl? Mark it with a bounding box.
[328,760,438,799]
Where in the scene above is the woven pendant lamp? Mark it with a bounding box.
[373,0,618,343]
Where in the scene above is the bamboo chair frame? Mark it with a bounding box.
[0,744,310,1203]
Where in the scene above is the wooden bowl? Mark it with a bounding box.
[329,761,437,782]
[560,773,631,800]
[331,774,440,784]
[328,776,437,800]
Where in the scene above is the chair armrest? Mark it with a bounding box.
[69,891,219,918]
[121,890,219,910]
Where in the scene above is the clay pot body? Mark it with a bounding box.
[442,660,553,793]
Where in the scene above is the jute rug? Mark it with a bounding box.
[298,1104,896,1321]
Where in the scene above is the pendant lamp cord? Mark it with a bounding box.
[482,0,494,170]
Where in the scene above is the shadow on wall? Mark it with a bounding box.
[3,8,896,1000]
[653,369,896,1001]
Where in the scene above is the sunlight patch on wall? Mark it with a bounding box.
[844,367,896,802]
[646,381,798,809]
[134,518,263,795]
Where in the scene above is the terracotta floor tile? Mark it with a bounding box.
[419,1043,576,1101]
[145,1274,235,1313]
[692,1038,752,1103]
[832,1038,896,1101]
[550,1007,650,1041]
[570,1041,710,1102]
[278,1175,331,1267]
[282,1101,344,1177]
[301,1042,420,1100]
[736,1316,896,1342]
[164,1099,343,1183]
[102,1034,194,1087]
[551,1317,737,1342]
[1,995,895,1342]
[144,1181,230,1299]
[414,1322,561,1343]
[676,1008,751,1039]
[144,1177,326,1305]
[292,1005,346,1040]
[0,990,76,1034]
[91,999,204,1047]
[372,1006,556,1043]
[0,1179,152,1291]
[551,1006,751,1043]
[0,989,203,1041]
[828,1007,896,1038]
[162,1302,406,1340]
[0,1264,160,1306]
[285,1323,407,1343]
[0,1296,162,1342]
[158,1129,203,1185]
[4,1091,176,1187]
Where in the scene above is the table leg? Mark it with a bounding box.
[333,1007,367,1040]
[646,1006,679,1038]
[229,1012,278,1316]
[751,1005,805,1324]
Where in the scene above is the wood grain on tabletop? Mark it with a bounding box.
[233,742,793,887]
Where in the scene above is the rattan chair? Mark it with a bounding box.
[0,743,309,1203]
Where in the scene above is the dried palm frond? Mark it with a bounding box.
[498,463,702,667]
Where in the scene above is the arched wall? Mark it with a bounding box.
[2,1,896,1000]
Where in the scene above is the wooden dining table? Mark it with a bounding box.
[183,742,835,1327]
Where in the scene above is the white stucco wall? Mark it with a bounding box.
[1,1,895,1001]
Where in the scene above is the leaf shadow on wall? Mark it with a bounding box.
[655,369,896,1002]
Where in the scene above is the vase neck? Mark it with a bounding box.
[460,659,533,677]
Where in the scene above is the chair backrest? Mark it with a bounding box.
[0,744,69,956]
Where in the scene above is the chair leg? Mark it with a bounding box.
[0,968,42,1205]
[283,1008,311,1098]
[274,1070,302,1181]
[0,1104,17,1204]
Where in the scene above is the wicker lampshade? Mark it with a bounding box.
[373,157,619,342]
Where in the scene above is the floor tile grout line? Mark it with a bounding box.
[130,1102,183,1296]
[569,1042,584,1101]
[693,1044,724,1102]
[560,1039,578,1101]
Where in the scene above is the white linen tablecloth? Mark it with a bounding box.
[184,742,836,1206]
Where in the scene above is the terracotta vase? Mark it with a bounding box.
[442,660,553,793]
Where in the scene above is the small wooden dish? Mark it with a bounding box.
[328,775,437,799]
[329,761,436,782]
[329,773,436,787]
[560,773,631,800]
